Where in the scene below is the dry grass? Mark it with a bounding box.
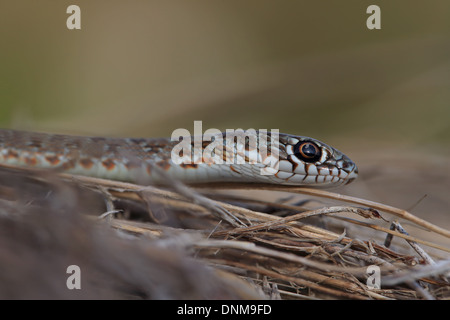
[0,164,449,299]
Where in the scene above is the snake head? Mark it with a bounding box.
[273,134,358,187]
[168,130,357,188]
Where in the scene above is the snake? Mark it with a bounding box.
[0,129,358,187]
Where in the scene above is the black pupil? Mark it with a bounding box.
[294,141,321,163]
[302,143,317,158]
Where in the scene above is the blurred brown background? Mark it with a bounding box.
[0,1,449,240]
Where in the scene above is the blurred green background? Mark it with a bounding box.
[0,1,449,233]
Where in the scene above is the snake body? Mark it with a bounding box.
[0,129,358,187]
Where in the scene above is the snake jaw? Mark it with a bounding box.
[343,163,359,185]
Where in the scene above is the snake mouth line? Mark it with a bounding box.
[285,163,358,186]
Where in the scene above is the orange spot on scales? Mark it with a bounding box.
[45,155,60,166]
[79,158,94,169]
[230,166,239,173]
[102,159,116,170]
[180,163,198,169]
[6,150,19,159]
[62,160,76,170]
[24,157,37,166]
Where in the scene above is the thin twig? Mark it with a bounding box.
[390,221,436,265]
[192,183,450,239]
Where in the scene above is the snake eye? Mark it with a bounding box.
[294,141,321,163]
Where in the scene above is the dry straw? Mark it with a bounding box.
[0,163,448,299]
[68,174,450,300]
